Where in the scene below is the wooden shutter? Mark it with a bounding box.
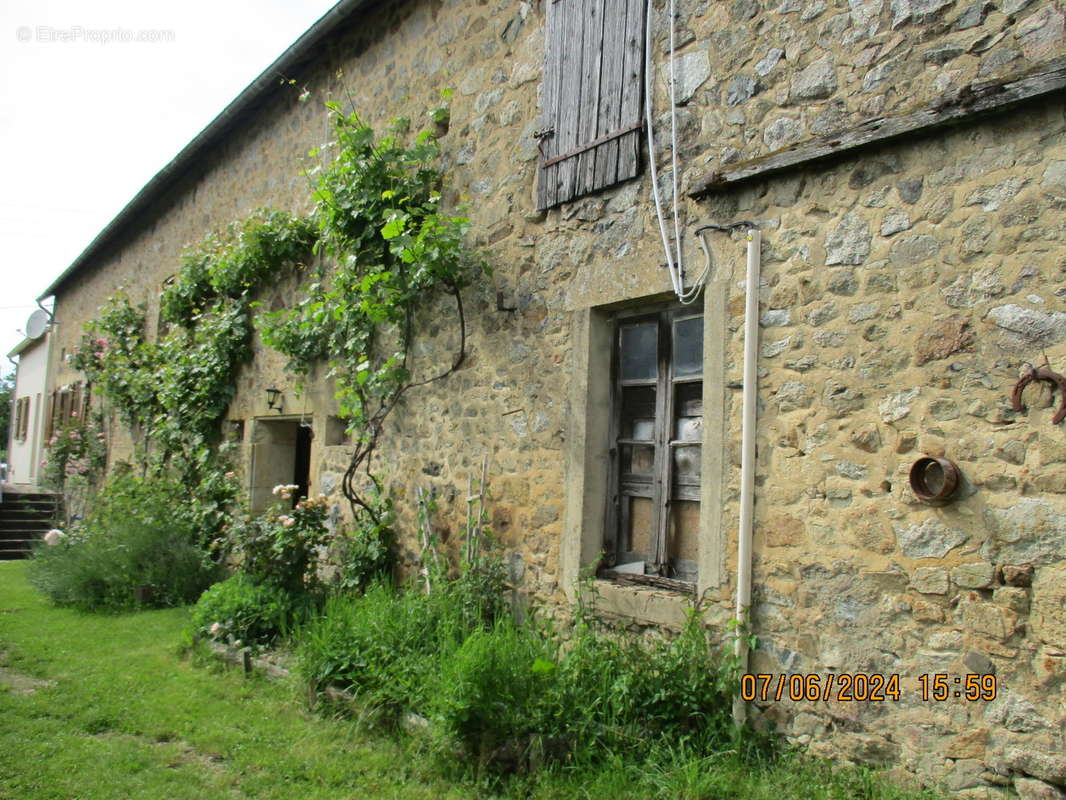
[15,397,29,441]
[537,0,647,210]
[70,382,83,422]
[45,390,56,440]
[20,398,30,440]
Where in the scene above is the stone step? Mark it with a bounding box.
[0,514,57,526]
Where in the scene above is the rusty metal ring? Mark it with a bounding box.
[909,456,961,503]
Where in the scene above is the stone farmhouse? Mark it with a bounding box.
[37,0,1066,793]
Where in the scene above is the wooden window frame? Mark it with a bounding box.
[601,305,702,591]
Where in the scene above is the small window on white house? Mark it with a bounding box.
[602,308,702,588]
[536,0,648,209]
[14,397,30,442]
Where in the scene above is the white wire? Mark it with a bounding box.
[644,0,679,297]
[645,0,706,305]
[668,0,683,288]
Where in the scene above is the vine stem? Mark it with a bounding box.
[341,283,467,520]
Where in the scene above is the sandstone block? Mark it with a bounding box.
[914,315,975,365]
[912,566,949,594]
[1014,777,1066,800]
[1031,564,1066,647]
[1006,749,1066,787]
[993,587,1030,615]
[983,500,1066,565]
[953,562,995,589]
[959,595,1018,641]
[1002,564,1034,587]
[766,514,806,547]
[945,727,990,760]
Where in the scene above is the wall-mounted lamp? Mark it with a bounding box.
[266,387,284,412]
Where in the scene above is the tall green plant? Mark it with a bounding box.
[69,211,315,479]
[259,106,485,516]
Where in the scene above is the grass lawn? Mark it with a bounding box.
[0,561,943,799]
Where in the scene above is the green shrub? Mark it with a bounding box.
[221,488,330,593]
[27,474,222,611]
[561,614,736,757]
[191,573,298,645]
[295,572,739,769]
[430,622,557,756]
[330,497,395,595]
[297,582,465,710]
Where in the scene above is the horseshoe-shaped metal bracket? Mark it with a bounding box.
[1011,363,1066,425]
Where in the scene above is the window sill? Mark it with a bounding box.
[587,577,691,630]
[599,569,695,595]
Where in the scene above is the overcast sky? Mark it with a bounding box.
[0,0,339,370]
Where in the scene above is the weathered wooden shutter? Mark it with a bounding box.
[537,0,647,210]
[70,382,83,422]
[45,390,56,440]
[21,398,30,440]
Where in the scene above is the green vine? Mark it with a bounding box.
[71,211,315,478]
[260,104,484,517]
[67,98,480,524]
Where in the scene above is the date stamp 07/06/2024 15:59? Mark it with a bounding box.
[741,673,999,703]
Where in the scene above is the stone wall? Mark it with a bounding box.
[44,0,1066,794]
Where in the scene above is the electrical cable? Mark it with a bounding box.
[645,0,706,305]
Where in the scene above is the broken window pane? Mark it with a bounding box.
[672,316,703,378]
[620,322,657,381]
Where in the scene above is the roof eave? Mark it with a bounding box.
[38,0,376,302]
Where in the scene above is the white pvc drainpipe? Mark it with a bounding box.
[733,229,761,726]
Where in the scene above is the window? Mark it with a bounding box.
[537,0,647,209]
[602,309,703,587]
[14,397,31,442]
[46,383,84,439]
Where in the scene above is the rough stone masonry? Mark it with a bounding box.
[42,0,1066,795]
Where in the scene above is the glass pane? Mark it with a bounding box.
[621,386,656,440]
[620,322,658,381]
[622,443,655,476]
[674,418,702,442]
[673,443,701,482]
[672,316,703,377]
[626,496,654,557]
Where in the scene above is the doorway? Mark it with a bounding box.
[249,419,313,511]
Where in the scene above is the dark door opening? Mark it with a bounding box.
[293,424,312,508]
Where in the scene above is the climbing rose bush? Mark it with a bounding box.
[219,492,331,593]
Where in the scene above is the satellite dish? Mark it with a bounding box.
[25,309,50,340]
